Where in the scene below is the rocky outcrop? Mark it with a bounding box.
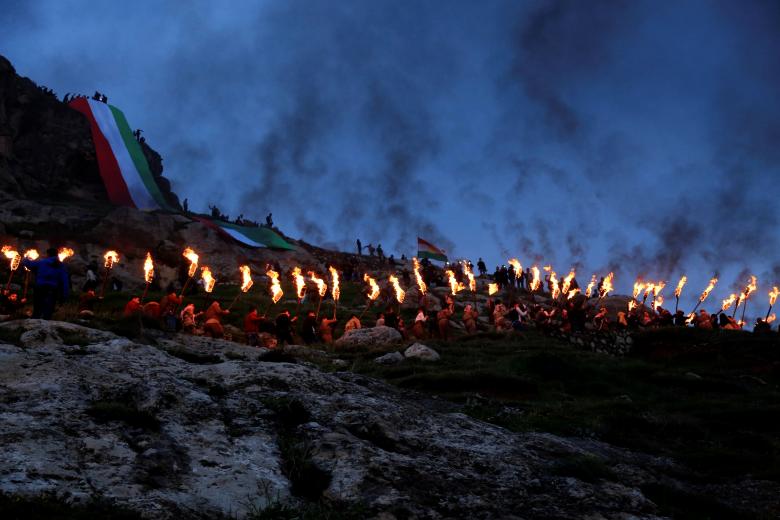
[334,326,402,349]
[0,319,725,519]
[403,342,440,361]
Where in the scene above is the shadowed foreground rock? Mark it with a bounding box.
[4,320,775,519]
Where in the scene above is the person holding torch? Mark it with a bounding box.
[22,247,70,319]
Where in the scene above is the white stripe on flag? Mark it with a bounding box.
[220,227,264,247]
[87,100,159,210]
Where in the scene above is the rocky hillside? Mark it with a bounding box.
[0,319,718,519]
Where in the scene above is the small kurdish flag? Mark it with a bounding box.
[417,237,448,262]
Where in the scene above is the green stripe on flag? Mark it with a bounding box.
[418,250,448,262]
[109,106,171,210]
[217,220,297,250]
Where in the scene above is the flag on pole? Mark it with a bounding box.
[417,237,448,262]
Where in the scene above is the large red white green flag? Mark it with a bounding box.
[417,237,448,262]
[68,98,170,210]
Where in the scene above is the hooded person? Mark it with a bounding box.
[437,307,453,339]
[344,314,361,332]
[180,303,199,334]
[462,304,479,334]
[412,307,428,339]
[123,297,142,317]
[319,316,338,344]
[204,300,230,338]
[22,247,70,320]
[244,306,263,346]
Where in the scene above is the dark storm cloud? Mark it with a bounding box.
[2,0,779,298]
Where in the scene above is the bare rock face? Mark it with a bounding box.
[0,319,705,519]
[334,326,402,349]
[403,343,440,361]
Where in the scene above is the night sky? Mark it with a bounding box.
[3,0,779,316]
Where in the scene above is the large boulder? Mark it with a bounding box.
[334,326,402,348]
[403,343,440,361]
[374,351,404,365]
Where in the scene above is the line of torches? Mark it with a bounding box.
[1,244,777,327]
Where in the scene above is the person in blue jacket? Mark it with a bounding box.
[22,247,70,320]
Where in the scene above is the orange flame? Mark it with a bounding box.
[2,246,21,271]
[309,271,327,297]
[143,252,154,283]
[600,272,614,298]
[24,249,39,260]
[239,265,253,292]
[543,265,552,272]
[182,247,199,277]
[549,271,560,299]
[567,288,580,300]
[389,274,405,303]
[292,267,306,300]
[57,247,74,262]
[628,300,637,312]
[633,279,645,299]
[653,295,664,311]
[686,312,696,325]
[508,258,522,278]
[200,266,216,293]
[561,269,576,295]
[743,275,758,299]
[489,283,499,295]
[412,257,427,295]
[329,266,340,301]
[585,274,597,298]
[767,313,776,324]
[463,261,476,292]
[530,266,541,291]
[722,294,737,311]
[104,250,120,269]
[267,270,283,303]
[769,286,779,307]
[445,270,465,295]
[674,275,687,298]
[364,273,380,300]
[698,277,718,303]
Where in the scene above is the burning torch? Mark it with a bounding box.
[179,247,199,298]
[690,277,717,314]
[292,267,306,316]
[201,266,216,293]
[674,275,687,313]
[735,275,757,325]
[22,249,38,300]
[463,260,477,308]
[309,271,327,319]
[228,265,253,310]
[141,252,154,302]
[264,269,284,315]
[388,274,405,313]
[595,272,614,305]
[2,246,21,291]
[766,286,779,319]
[413,257,427,307]
[359,273,381,320]
[329,266,340,319]
[101,250,120,298]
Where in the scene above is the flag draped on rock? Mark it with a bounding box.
[193,216,296,251]
[68,98,170,211]
[417,237,448,262]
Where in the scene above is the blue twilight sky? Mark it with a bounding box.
[2,0,779,313]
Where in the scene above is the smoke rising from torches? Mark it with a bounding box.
[103,250,119,269]
[292,267,306,300]
[57,248,74,262]
[388,275,405,303]
[309,272,327,297]
[561,270,576,296]
[445,269,465,295]
[412,257,427,295]
[530,266,541,291]
[585,275,597,298]
[462,261,476,292]
[266,270,283,304]
[200,266,216,293]
[508,258,522,279]
[488,283,498,295]
[363,274,380,301]
[722,294,737,312]
[182,248,199,277]
[329,266,340,301]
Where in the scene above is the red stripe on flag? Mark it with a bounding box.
[68,98,135,207]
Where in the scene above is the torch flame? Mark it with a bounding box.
[24,249,39,260]
[567,288,581,300]
[267,270,283,303]
[653,295,664,311]
[488,283,498,295]
[543,265,552,272]
[389,274,405,303]
[292,267,306,300]
[585,274,597,298]
[364,273,380,301]
[698,277,718,302]
[674,275,687,298]
[2,246,21,271]
[329,266,340,301]
[445,270,465,295]
[182,247,199,277]
[767,313,776,324]
[239,265,253,292]
[412,257,427,295]
[743,275,758,299]
[722,293,737,311]
[104,250,120,269]
[508,258,522,278]
[143,252,154,283]
[549,271,560,299]
[463,261,476,292]
[57,247,74,262]
[561,269,576,295]
[308,271,327,297]
[530,266,541,291]
[628,300,637,312]
[200,266,216,293]
[769,286,779,307]
[600,272,614,298]
[633,279,645,299]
